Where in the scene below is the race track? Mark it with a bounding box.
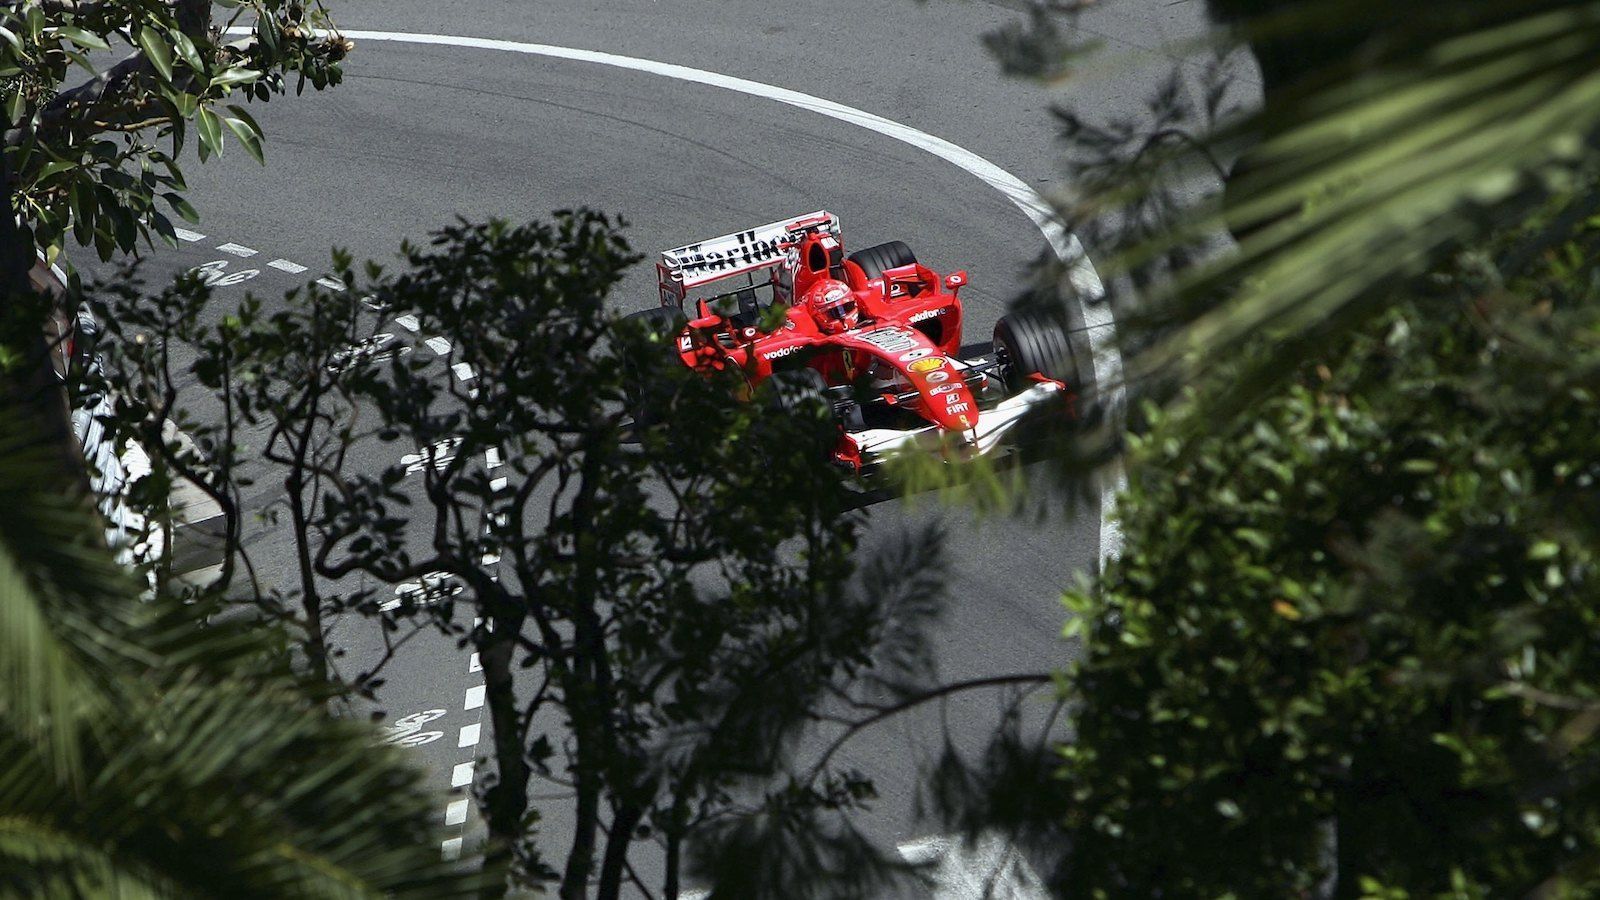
[88,1,1245,894]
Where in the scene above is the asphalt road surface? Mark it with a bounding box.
[86,1,1256,895]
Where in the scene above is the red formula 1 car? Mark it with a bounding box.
[624,210,1079,474]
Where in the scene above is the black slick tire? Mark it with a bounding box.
[846,241,917,281]
[993,310,1076,393]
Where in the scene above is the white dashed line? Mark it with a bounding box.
[445,798,470,826]
[464,684,485,711]
[489,477,508,493]
[451,761,476,787]
[458,723,481,747]
[395,313,420,332]
[425,336,452,355]
[316,276,346,291]
[173,227,205,242]
[451,362,476,382]
[216,242,257,257]
[485,448,502,469]
[267,258,308,273]
[469,652,482,673]
[441,836,463,861]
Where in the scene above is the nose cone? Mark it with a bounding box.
[905,356,977,431]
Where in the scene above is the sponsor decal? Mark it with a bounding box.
[929,383,961,396]
[908,307,947,324]
[958,414,972,427]
[899,348,934,362]
[858,327,918,353]
[926,371,950,384]
[945,401,971,414]
[677,335,693,351]
[666,228,788,276]
[908,357,944,373]
[762,345,801,361]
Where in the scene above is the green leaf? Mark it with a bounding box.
[162,192,199,225]
[172,31,204,74]
[52,25,110,51]
[210,68,262,89]
[32,160,77,182]
[4,85,24,126]
[195,106,223,160]
[137,26,174,85]
[149,210,179,249]
[225,104,265,142]
[222,117,264,165]
[0,23,23,53]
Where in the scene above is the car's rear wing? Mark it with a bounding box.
[657,210,840,305]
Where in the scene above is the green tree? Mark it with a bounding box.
[1,0,348,497]
[85,212,950,898]
[1037,192,1600,896]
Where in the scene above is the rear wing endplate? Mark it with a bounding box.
[657,210,839,304]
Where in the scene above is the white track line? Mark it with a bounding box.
[267,258,308,273]
[216,241,257,257]
[173,227,205,242]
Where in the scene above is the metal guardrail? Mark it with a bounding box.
[34,259,144,561]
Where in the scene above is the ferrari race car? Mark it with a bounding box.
[624,210,1079,474]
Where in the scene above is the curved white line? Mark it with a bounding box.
[233,28,1126,560]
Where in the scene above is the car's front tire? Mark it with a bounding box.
[993,310,1076,393]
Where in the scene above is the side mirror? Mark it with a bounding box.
[944,271,968,293]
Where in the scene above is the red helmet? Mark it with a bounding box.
[805,279,859,334]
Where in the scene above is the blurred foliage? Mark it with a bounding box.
[984,0,1600,454]
[0,401,481,896]
[1046,184,1600,895]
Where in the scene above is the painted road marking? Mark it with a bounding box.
[216,242,257,257]
[485,447,503,469]
[469,652,482,673]
[451,361,476,382]
[489,477,508,494]
[267,258,308,273]
[464,684,485,711]
[451,761,476,787]
[441,837,464,861]
[317,276,346,291]
[445,799,470,826]
[395,313,421,332]
[425,336,453,355]
[173,227,205,242]
[458,723,481,747]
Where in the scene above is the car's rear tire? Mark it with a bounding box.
[847,241,917,281]
[621,306,687,428]
[993,310,1076,393]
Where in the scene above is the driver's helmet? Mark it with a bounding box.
[805,279,859,334]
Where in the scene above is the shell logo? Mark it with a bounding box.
[908,357,944,373]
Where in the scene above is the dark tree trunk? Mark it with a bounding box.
[478,604,531,900]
